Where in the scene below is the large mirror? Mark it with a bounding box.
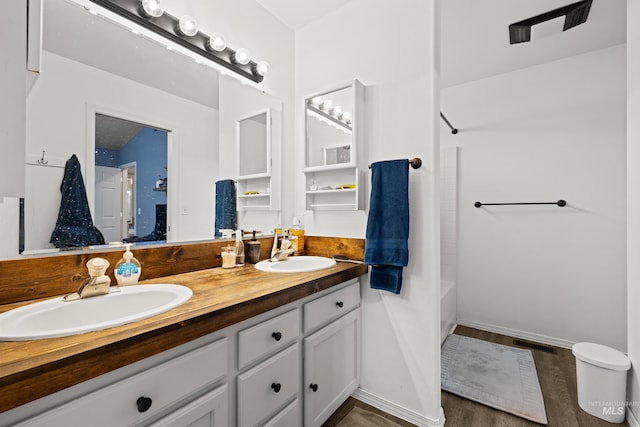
[16,0,282,259]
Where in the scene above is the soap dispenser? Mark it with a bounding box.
[246,230,261,264]
[114,243,141,286]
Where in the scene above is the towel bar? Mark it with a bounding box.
[474,200,567,208]
[368,158,422,170]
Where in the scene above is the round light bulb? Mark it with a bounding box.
[140,0,163,17]
[177,15,197,36]
[341,112,352,122]
[320,100,333,111]
[310,96,322,107]
[233,48,251,65]
[206,33,226,52]
[254,61,270,76]
[332,106,343,117]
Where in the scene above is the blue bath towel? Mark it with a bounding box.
[364,159,409,294]
[214,179,237,237]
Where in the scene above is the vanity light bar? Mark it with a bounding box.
[306,103,352,132]
[89,0,267,83]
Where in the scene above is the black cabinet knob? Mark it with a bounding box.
[272,331,282,341]
[271,382,282,393]
[309,383,318,392]
[136,396,152,413]
[336,301,344,308]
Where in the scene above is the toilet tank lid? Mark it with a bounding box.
[572,342,630,371]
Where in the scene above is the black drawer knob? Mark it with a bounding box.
[136,396,153,413]
[271,382,282,393]
[336,301,344,308]
[272,331,282,341]
[309,383,318,392]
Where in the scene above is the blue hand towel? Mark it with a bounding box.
[214,179,237,237]
[364,159,410,294]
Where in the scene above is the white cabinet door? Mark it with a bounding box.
[304,308,360,427]
[147,385,228,427]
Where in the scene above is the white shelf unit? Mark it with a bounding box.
[236,176,273,211]
[304,167,363,211]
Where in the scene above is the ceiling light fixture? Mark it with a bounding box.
[88,0,270,83]
[509,0,593,44]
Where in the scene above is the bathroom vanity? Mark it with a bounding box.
[0,237,367,426]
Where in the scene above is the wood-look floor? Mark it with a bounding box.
[325,326,630,427]
[444,326,629,427]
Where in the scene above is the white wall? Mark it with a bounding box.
[0,1,26,198]
[26,51,218,250]
[627,0,640,422]
[442,45,627,350]
[295,1,442,424]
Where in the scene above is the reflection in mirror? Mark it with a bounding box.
[94,114,168,244]
[11,0,283,260]
[219,75,282,235]
[237,110,270,178]
[305,85,354,169]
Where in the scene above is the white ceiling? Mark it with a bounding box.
[255,0,355,29]
[440,0,626,88]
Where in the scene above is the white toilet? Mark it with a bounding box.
[572,342,631,423]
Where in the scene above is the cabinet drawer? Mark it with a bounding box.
[263,399,301,427]
[148,384,228,427]
[17,338,228,427]
[237,344,300,427]
[238,308,300,369]
[304,280,359,332]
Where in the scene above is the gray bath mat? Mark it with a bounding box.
[441,334,548,425]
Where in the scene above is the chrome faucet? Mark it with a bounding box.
[64,257,113,301]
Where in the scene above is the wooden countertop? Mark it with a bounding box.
[0,261,368,413]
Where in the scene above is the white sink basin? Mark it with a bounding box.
[255,256,336,273]
[0,284,192,341]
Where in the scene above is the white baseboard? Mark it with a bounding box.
[628,408,640,427]
[456,319,575,349]
[352,388,445,426]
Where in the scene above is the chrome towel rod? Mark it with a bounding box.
[474,200,567,208]
[368,158,422,169]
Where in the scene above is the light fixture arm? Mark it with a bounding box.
[89,0,265,83]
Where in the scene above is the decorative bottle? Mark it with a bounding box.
[235,229,245,266]
[290,216,305,255]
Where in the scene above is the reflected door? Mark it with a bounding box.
[95,166,122,243]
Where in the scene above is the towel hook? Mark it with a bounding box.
[37,150,48,165]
